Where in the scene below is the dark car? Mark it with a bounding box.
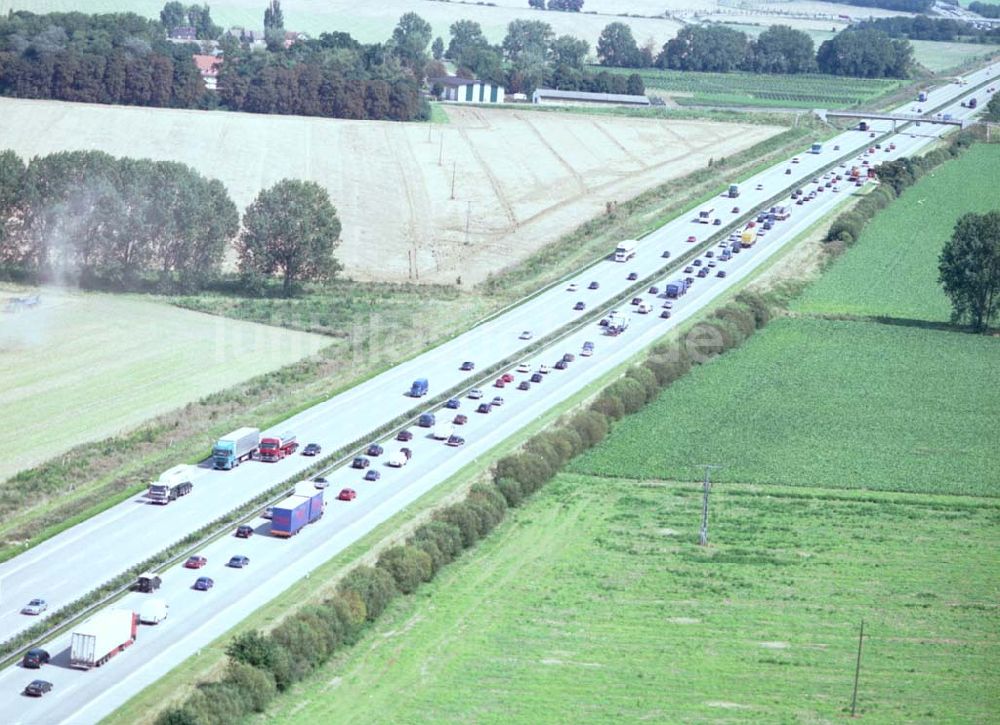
[627,272,638,281]
[445,398,461,409]
[648,286,659,295]
[599,318,609,327]
[518,381,531,391]
[717,270,727,278]
[227,555,250,569]
[762,221,773,230]
[396,429,413,442]
[683,266,693,274]
[731,206,740,214]
[693,259,702,267]
[554,359,568,370]
[302,443,321,456]
[364,469,381,482]
[573,301,585,311]
[705,250,714,258]
[698,268,709,278]
[563,353,575,363]
[460,361,475,371]
[661,250,671,259]
[338,488,357,501]
[445,435,465,447]
[660,310,671,319]
[366,443,384,456]
[351,456,370,469]
[530,373,543,383]
[194,577,214,591]
[785,168,792,174]
[22,649,50,669]
[184,556,207,569]
[630,297,642,306]
[477,403,492,414]
[23,680,52,697]
[588,280,600,289]
[713,218,722,226]
[453,414,468,425]
[236,524,254,538]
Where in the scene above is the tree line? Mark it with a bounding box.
[838,0,933,11]
[856,15,1000,44]
[969,2,1000,18]
[0,150,341,295]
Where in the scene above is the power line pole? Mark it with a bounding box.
[696,464,722,546]
[438,134,444,166]
[450,161,456,200]
[465,201,471,245]
[850,619,865,717]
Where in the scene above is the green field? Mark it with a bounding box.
[794,145,1000,321]
[267,476,1000,723]
[0,285,327,482]
[570,317,1000,495]
[911,40,1000,72]
[605,68,902,109]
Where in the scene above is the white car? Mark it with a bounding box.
[519,331,533,340]
[21,599,48,616]
[468,388,483,400]
[516,362,531,373]
[538,364,551,374]
[567,283,579,292]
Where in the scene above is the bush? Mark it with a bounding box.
[331,590,367,634]
[608,377,648,414]
[270,618,326,681]
[226,631,277,670]
[157,709,200,725]
[469,483,508,517]
[186,681,251,724]
[411,520,464,564]
[571,410,609,447]
[496,476,525,507]
[378,545,433,594]
[591,392,625,420]
[625,365,660,404]
[225,660,277,713]
[338,565,398,621]
[735,291,772,329]
[714,304,756,343]
[435,502,483,547]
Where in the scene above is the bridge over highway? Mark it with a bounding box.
[815,109,969,130]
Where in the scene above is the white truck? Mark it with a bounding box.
[147,464,195,505]
[70,609,138,669]
[138,599,168,625]
[613,240,638,262]
[637,301,653,315]
[606,311,630,335]
[432,424,454,441]
[698,207,715,224]
[388,449,409,467]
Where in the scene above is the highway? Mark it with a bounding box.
[2,63,997,723]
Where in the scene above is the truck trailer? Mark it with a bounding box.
[258,432,298,462]
[213,427,260,470]
[70,609,138,669]
[810,142,822,154]
[740,223,759,247]
[271,490,324,537]
[665,279,690,299]
[147,464,195,504]
[613,240,638,262]
[727,184,740,198]
[606,311,630,335]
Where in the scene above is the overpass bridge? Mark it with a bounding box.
[814,109,969,130]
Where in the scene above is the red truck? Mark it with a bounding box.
[258,432,298,462]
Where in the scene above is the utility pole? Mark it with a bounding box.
[450,161,456,200]
[438,134,444,166]
[696,464,722,546]
[850,619,865,717]
[465,201,471,245]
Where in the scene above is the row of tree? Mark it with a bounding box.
[969,1,1000,18]
[838,0,933,11]
[856,15,1000,43]
[528,0,584,9]
[0,150,341,295]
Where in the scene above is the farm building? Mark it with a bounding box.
[531,89,650,107]
[192,54,222,91]
[429,77,505,104]
[168,26,197,41]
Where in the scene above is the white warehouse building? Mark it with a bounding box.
[430,76,505,104]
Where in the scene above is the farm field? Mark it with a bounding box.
[569,317,1000,495]
[794,144,1000,322]
[266,475,1000,724]
[0,285,328,482]
[911,40,1000,72]
[605,67,903,109]
[0,98,781,285]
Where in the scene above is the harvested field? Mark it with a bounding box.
[0,97,782,285]
[0,285,328,482]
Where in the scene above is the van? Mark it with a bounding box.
[139,598,168,625]
[637,302,652,314]
[388,450,408,468]
[432,425,454,441]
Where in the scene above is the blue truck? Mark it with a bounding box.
[213,427,260,470]
[665,279,691,299]
[810,142,822,154]
[409,378,429,397]
[271,489,325,537]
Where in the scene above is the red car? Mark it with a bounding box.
[338,488,357,501]
[184,556,207,569]
[453,414,468,425]
[494,378,505,388]
[501,373,515,383]
[686,235,696,243]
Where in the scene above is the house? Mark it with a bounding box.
[169,26,197,41]
[283,31,309,48]
[429,76,505,104]
[531,88,650,107]
[227,27,266,47]
[192,54,222,91]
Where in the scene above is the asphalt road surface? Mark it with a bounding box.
[2,64,997,724]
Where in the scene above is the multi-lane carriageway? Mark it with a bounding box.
[3,63,998,723]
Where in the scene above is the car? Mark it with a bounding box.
[875,143,881,149]
[686,235,696,243]
[366,443,384,456]
[397,429,414,441]
[351,456,370,469]
[662,300,673,309]
[21,599,47,616]
[23,680,52,697]
[794,188,803,196]
[812,178,819,184]
[661,250,671,259]
[762,221,773,230]
[338,488,357,501]
[824,182,832,189]
[792,157,800,164]
[184,556,207,569]
[566,282,579,292]
[693,259,702,267]
[518,381,531,391]
[648,286,659,295]
[832,186,840,193]
[516,362,531,373]
[889,143,896,150]
[263,507,274,520]
[530,372,543,383]
[660,310,671,319]
[834,144,840,151]
[562,352,575,362]
[796,198,805,206]
[302,443,321,456]
[194,577,214,591]
[227,555,250,569]
[22,648,50,669]
[518,331,533,340]
[630,297,642,305]
[698,268,709,278]
[627,271,639,280]
[501,373,514,383]
[599,318,609,327]
[580,346,593,357]
[477,403,492,414]
[453,414,468,425]
[313,477,330,490]
[460,361,475,371]
[705,250,714,258]
[713,218,722,226]
[683,266,694,274]
[467,388,483,400]
[236,524,254,538]
[554,359,568,370]
[491,396,505,406]
[785,168,792,175]
[494,378,506,388]
[446,435,465,447]
[755,183,764,190]
[364,469,381,481]
[538,364,551,374]
[588,280,600,289]
[445,398,460,409]
[573,301,585,311]
[717,270,727,278]
[731,206,740,214]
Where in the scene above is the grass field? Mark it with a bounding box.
[605,68,903,109]
[266,475,1000,723]
[569,317,1000,495]
[794,145,1000,322]
[0,285,327,482]
[911,40,1000,72]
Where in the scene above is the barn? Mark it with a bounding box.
[430,77,505,105]
[531,88,650,108]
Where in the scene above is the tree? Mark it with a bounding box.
[502,19,554,62]
[549,0,584,8]
[391,12,432,74]
[625,72,644,95]
[431,36,444,60]
[596,22,639,67]
[985,91,1000,122]
[938,211,1000,333]
[263,0,284,30]
[447,20,489,64]
[160,1,187,30]
[187,4,222,40]
[659,25,748,72]
[748,25,815,74]
[816,28,913,78]
[550,34,588,69]
[529,0,545,7]
[238,180,342,296]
